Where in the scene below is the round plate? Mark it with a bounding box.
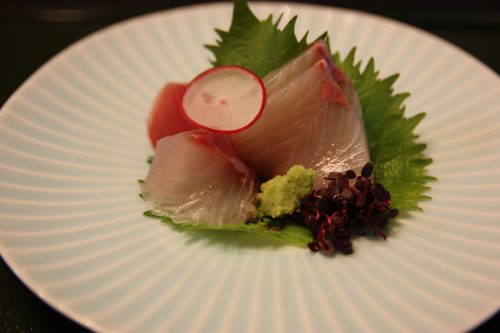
[1,2,499,332]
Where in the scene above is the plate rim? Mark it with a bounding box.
[0,2,499,332]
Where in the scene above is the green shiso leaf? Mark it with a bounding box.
[143,211,311,247]
[332,49,435,211]
[205,0,310,77]
[144,0,433,247]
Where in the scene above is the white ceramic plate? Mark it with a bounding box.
[1,2,499,332]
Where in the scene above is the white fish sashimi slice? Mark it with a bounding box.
[231,52,370,187]
[141,130,258,225]
[311,64,370,187]
[264,39,332,95]
[329,60,363,119]
[231,62,329,178]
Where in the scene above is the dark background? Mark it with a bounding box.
[1,1,499,332]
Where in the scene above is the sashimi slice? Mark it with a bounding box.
[147,83,197,148]
[230,48,370,187]
[264,39,334,96]
[141,129,258,225]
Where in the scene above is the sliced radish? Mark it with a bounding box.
[181,66,266,134]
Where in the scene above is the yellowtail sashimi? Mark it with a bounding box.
[141,129,258,225]
[230,40,370,187]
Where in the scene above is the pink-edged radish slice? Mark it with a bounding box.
[181,66,266,134]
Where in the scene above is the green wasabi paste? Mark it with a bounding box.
[257,165,315,218]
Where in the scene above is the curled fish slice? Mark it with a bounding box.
[141,129,258,225]
[231,41,370,187]
[264,39,332,95]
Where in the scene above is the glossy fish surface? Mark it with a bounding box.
[141,130,258,225]
[231,41,370,187]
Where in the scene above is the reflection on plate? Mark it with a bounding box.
[0,2,499,332]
